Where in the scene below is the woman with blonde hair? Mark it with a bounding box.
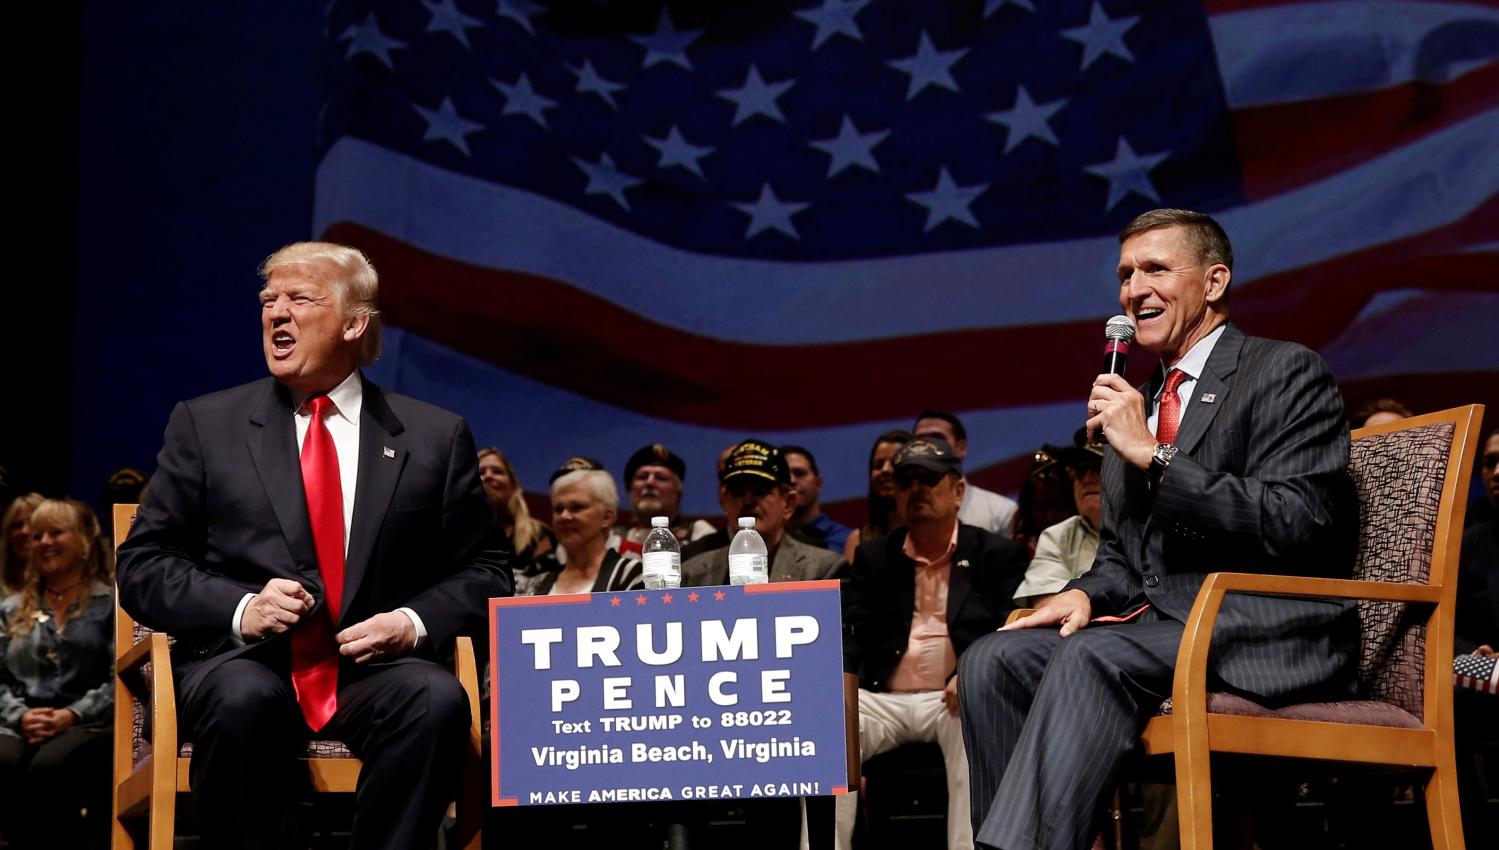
[478,448,556,572]
[528,468,643,596]
[0,492,44,595]
[0,498,114,849]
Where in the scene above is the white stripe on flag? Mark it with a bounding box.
[315,109,1499,345]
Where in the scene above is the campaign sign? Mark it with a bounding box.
[490,580,848,807]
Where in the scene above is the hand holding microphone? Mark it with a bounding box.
[1087,316,1158,470]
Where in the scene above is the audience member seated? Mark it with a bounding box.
[1469,426,1499,528]
[682,440,847,586]
[0,498,114,850]
[782,444,852,555]
[913,411,1018,537]
[1008,448,1076,556]
[478,447,556,578]
[612,444,714,556]
[843,430,913,562]
[529,467,643,596]
[838,437,1028,850]
[680,443,742,562]
[1,493,43,597]
[1013,432,1103,607]
[1455,425,1499,845]
[1350,396,1412,429]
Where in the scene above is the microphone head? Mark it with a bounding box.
[1104,314,1136,342]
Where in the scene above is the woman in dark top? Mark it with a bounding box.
[0,498,114,849]
[527,469,643,596]
[478,447,557,574]
[841,429,912,562]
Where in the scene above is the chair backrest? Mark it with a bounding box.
[1346,405,1482,720]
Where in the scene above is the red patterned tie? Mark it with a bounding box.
[1155,369,1189,445]
[291,395,344,732]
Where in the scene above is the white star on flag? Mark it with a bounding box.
[340,12,406,70]
[906,168,987,231]
[412,97,484,156]
[1084,137,1169,209]
[809,115,889,177]
[887,32,967,100]
[987,86,1065,153]
[1061,2,1139,71]
[795,0,870,50]
[733,184,810,240]
[572,153,642,211]
[643,126,715,179]
[717,65,796,126]
[631,10,704,71]
[422,0,482,48]
[985,0,1034,16]
[491,73,556,128]
[569,59,627,109]
[495,0,544,36]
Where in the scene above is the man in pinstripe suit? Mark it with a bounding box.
[958,209,1358,850]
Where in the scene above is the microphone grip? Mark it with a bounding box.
[1103,340,1129,377]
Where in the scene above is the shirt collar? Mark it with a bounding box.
[1158,323,1225,388]
[293,370,363,426]
[902,520,960,566]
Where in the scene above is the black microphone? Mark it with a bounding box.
[1093,315,1136,446]
[1103,314,1135,376]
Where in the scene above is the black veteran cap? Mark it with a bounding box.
[720,439,791,486]
[893,436,963,477]
[624,443,686,483]
[1044,427,1104,473]
[549,455,606,484]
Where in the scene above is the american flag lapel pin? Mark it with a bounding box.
[1200,393,1217,404]
[383,446,396,459]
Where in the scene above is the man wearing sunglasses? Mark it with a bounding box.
[838,437,1029,850]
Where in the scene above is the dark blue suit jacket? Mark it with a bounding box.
[1066,323,1360,701]
[117,374,511,678]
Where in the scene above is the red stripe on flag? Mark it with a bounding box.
[1234,64,1499,201]
[324,197,1496,429]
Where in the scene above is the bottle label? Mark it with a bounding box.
[728,553,768,583]
[643,551,680,576]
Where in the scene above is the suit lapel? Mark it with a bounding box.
[946,528,974,624]
[1173,323,1242,455]
[247,381,320,588]
[771,536,804,581]
[341,377,407,624]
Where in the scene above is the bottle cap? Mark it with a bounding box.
[737,516,756,529]
[651,516,670,528]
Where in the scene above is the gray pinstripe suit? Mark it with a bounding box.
[958,323,1359,850]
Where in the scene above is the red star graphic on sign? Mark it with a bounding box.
[635,594,648,605]
[714,591,726,601]
[610,596,621,607]
[687,592,700,603]
[661,593,673,604]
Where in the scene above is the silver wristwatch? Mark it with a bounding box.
[1149,443,1178,483]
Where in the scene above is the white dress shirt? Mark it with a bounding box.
[232,371,426,645]
[1146,324,1226,439]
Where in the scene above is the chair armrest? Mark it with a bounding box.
[1169,571,1440,747]
[117,635,158,675]
[453,637,482,753]
[1005,609,1035,627]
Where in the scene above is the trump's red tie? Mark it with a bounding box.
[292,395,344,732]
[1155,369,1189,445]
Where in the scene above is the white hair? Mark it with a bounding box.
[549,469,619,512]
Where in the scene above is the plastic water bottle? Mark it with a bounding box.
[728,516,769,585]
[641,516,681,590]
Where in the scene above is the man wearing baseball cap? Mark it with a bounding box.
[839,436,1029,850]
[1013,430,1104,607]
[681,439,847,587]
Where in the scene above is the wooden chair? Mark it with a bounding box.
[1005,404,1482,849]
[110,503,487,850]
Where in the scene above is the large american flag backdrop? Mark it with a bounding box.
[314,0,1499,517]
